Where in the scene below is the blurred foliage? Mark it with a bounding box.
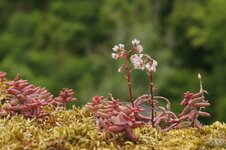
[0,0,225,123]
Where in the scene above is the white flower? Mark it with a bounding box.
[130,54,144,70]
[132,39,143,53]
[132,39,140,46]
[150,63,157,72]
[112,53,118,59]
[113,44,124,52]
[119,44,125,50]
[145,59,158,72]
[136,45,143,53]
[153,59,158,66]
[112,45,119,52]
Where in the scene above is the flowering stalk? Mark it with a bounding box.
[112,43,136,107]
[125,53,134,107]
[130,53,157,126]
[112,39,158,120]
[149,68,154,126]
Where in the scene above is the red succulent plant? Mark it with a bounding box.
[86,95,145,141]
[107,111,142,142]
[177,90,210,129]
[0,73,77,118]
[55,88,77,108]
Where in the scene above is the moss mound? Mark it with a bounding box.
[0,107,225,150]
[0,76,225,149]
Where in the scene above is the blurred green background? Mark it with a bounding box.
[0,0,225,123]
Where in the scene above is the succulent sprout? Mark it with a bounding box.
[55,88,77,108]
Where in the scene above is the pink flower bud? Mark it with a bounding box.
[112,45,119,51]
[132,39,140,46]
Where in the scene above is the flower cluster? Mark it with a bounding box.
[132,39,143,53]
[111,44,126,60]
[0,73,77,118]
[111,39,158,109]
[130,54,145,70]
[131,39,158,72]
[130,54,158,72]
[111,39,157,72]
[145,59,158,72]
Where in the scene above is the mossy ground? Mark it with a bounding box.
[0,106,225,150]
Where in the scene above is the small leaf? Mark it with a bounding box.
[194,102,210,107]
[176,121,192,128]
[107,125,125,133]
[197,111,210,117]
[125,127,138,142]
[111,116,126,126]
[188,110,196,121]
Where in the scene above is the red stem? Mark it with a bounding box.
[125,54,134,107]
[149,69,154,126]
[191,108,197,127]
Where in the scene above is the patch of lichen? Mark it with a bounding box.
[0,106,225,150]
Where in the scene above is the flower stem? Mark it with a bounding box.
[125,54,134,107]
[149,69,154,126]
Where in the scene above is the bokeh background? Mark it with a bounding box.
[0,0,225,123]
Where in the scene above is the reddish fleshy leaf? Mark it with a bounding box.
[107,125,125,133]
[125,127,138,142]
[188,110,196,121]
[197,111,210,117]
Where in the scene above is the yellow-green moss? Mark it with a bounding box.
[0,79,8,108]
[0,107,225,150]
